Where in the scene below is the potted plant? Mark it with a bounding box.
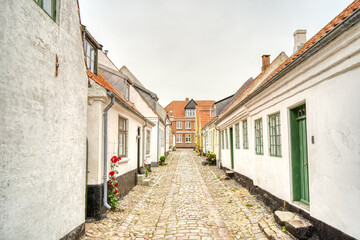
[159,156,166,165]
[205,152,216,166]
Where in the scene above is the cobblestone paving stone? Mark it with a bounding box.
[84,150,292,240]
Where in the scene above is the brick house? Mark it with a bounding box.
[165,99,214,149]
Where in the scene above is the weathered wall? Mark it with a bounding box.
[0,0,88,239]
[218,21,360,239]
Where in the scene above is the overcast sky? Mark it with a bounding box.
[79,0,353,106]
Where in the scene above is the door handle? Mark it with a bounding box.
[304,163,308,166]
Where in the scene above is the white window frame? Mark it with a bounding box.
[185,109,195,117]
[185,134,191,143]
[176,121,182,129]
[177,134,182,143]
[185,121,191,129]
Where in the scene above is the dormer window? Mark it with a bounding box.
[125,81,130,101]
[84,39,97,74]
[185,109,195,117]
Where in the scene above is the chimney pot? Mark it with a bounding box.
[185,98,189,101]
[261,55,270,72]
[104,50,109,56]
[293,29,307,53]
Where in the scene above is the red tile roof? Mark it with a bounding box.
[218,0,360,120]
[87,70,141,113]
[262,0,360,86]
[165,100,215,119]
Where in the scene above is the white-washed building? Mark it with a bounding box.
[216,3,360,239]
[0,0,88,239]
[120,66,169,165]
[84,30,155,220]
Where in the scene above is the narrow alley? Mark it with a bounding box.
[84,150,289,240]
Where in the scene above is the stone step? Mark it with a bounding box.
[274,211,314,240]
[140,178,151,186]
[225,170,234,178]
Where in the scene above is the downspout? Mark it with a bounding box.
[103,92,115,210]
[142,121,147,167]
[164,123,167,155]
[157,118,160,164]
[215,126,221,169]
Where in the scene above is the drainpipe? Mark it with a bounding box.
[103,92,115,210]
[142,121,147,167]
[215,126,221,169]
[157,118,160,165]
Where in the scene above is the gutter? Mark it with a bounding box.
[216,8,360,125]
[103,92,115,210]
[106,91,155,127]
[157,118,160,164]
[215,126,221,169]
[142,121,148,170]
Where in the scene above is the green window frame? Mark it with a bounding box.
[225,129,229,149]
[34,0,56,21]
[269,113,282,157]
[235,123,240,149]
[242,120,248,149]
[255,119,263,155]
[84,39,98,75]
[118,117,128,157]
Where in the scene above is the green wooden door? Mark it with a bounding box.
[290,105,310,204]
[230,127,234,169]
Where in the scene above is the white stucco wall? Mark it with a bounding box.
[218,21,360,238]
[87,84,146,185]
[0,0,88,239]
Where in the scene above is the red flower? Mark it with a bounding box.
[109,171,115,176]
[111,156,118,163]
[115,189,118,194]
[118,156,121,161]
[115,182,118,186]
[109,183,113,187]
[112,177,115,181]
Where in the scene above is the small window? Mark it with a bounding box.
[185,121,191,129]
[84,39,97,74]
[176,134,182,143]
[146,130,151,155]
[176,121,182,129]
[225,129,229,149]
[125,82,130,101]
[269,113,281,157]
[243,119,248,149]
[255,119,263,155]
[185,109,195,117]
[235,123,240,149]
[118,117,128,157]
[185,134,191,143]
[34,0,56,20]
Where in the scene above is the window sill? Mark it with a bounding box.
[146,154,151,158]
[118,158,130,164]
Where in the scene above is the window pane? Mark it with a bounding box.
[43,0,53,17]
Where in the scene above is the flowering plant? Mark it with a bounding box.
[108,155,121,210]
[205,152,216,165]
[144,163,149,177]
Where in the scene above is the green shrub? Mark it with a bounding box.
[160,156,165,162]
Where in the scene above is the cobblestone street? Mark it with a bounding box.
[84,150,290,240]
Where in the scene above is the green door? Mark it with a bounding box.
[229,127,234,169]
[290,105,310,204]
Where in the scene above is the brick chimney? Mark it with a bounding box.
[185,98,189,101]
[293,29,307,53]
[261,55,270,72]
